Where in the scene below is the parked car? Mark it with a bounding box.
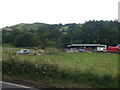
[78,49,85,52]
[17,49,30,54]
[108,44,120,53]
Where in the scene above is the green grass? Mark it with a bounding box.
[2,47,119,88]
[10,52,118,76]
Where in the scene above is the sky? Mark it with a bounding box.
[0,0,119,28]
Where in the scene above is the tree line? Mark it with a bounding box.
[2,20,119,48]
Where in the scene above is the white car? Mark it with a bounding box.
[17,49,30,54]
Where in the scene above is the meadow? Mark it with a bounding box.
[2,47,119,88]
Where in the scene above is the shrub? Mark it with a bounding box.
[2,52,118,88]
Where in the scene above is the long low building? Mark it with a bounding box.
[66,44,107,52]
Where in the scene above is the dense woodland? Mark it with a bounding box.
[2,20,119,48]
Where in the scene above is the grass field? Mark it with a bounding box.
[2,47,119,88]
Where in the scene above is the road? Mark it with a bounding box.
[0,81,38,90]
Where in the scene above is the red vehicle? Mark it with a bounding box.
[108,44,120,53]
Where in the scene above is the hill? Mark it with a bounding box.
[2,23,49,31]
[2,20,118,47]
[2,23,83,35]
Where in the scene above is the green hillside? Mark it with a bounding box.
[2,22,83,34]
[2,20,118,47]
[2,23,49,31]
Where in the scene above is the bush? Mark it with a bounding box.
[96,74,118,88]
[2,53,118,88]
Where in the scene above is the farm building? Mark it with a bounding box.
[66,44,107,52]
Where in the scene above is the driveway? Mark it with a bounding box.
[0,81,38,90]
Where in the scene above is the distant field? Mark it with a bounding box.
[2,47,119,88]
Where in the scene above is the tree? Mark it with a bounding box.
[14,32,37,47]
[64,24,83,44]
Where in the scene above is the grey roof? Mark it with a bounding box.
[67,44,101,47]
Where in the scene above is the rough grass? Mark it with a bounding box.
[2,47,119,88]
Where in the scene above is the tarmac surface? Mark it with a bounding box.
[0,81,37,90]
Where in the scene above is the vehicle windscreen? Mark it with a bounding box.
[117,44,120,47]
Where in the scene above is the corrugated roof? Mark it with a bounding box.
[67,44,101,47]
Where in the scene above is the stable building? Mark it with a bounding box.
[66,44,107,52]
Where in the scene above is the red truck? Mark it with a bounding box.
[108,44,120,53]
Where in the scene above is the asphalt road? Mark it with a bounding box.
[0,81,37,90]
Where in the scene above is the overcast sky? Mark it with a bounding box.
[0,0,119,28]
